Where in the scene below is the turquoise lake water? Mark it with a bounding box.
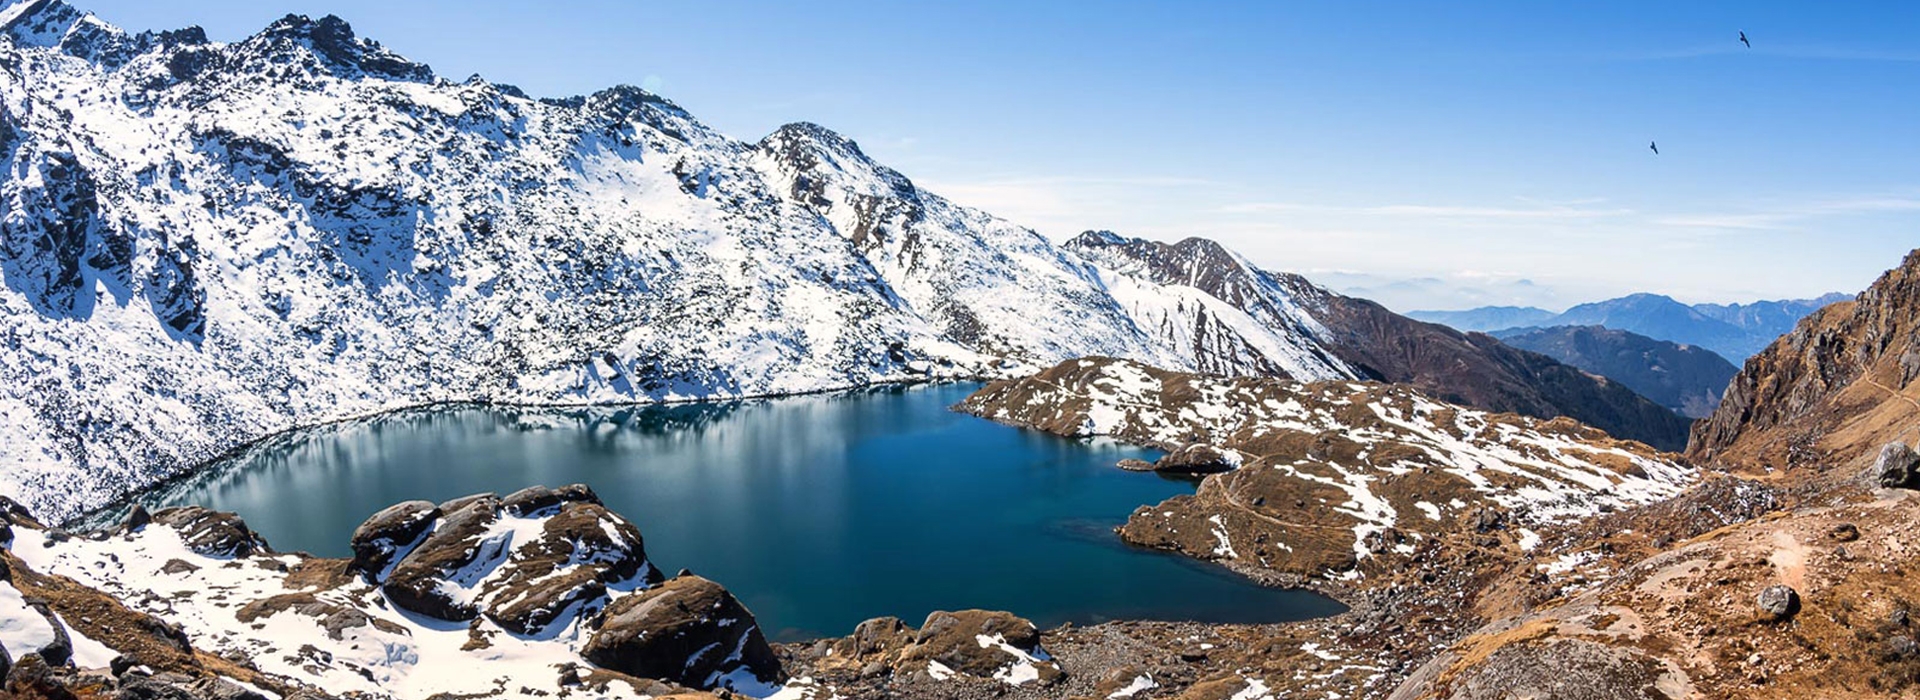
[145,383,1343,641]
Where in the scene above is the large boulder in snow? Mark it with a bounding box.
[375,488,655,633]
[348,500,439,578]
[896,610,1063,685]
[380,494,503,621]
[149,507,270,558]
[581,574,782,690]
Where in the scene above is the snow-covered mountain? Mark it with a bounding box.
[0,2,1374,521]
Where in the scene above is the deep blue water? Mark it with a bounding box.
[145,383,1343,641]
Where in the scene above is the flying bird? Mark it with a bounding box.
[1650,141,1659,155]
[1739,31,1751,48]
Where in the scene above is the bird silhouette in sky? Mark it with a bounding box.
[1740,31,1751,48]
[1650,141,1659,155]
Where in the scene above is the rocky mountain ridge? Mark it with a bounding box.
[1065,233,1695,451]
[0,0,1687,523]
[1494,325,1740,419]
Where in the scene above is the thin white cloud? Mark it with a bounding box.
[1216,201,1633,220]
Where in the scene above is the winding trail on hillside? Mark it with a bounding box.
[1863,378,1920,413]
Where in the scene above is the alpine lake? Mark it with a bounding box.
[132,383,1344,641]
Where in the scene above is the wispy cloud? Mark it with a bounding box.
[1216,200,1633,221]
[1657,192,1920,230]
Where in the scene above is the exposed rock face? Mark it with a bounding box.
[581,574,782,690]
[147,507,269,558]
[1494,324,1740,418]
[363,486,656,635]
[1689,249,1920,477]
[1067,233,1695,451]
[896,610,1063,686]
[1870,441,1920,489]
[805,611,1064,689]
[346,500,436,577]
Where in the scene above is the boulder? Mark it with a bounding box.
[1153,445,1243,474]
[0,496,37,528]
[897,610,1064,685]
[348,500,439,578]
[380,494,502,621]
[847,616,913,657]
[24,602,73,667]
[149,507,269,558]
[1116,458,1156,472]
[1870,441,1920,489]
[501,484,602,516]
[123,504,153,532]
[580,575,782,690]
[3,654,74,700]
[375,492,657,633]
[1757,584,1799,620]
[479,501,653,635]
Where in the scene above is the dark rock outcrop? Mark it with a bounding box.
[1757,585,1799,620]
[1689,250,1920,478]
[1870,442,1920,490]
[347,500,437,578]
[367,487,654,635]
[896,610,1063,684]
[148,507,269,558]
[379,494,503,621]
[581,574,783,690]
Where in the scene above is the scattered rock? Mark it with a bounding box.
[580,575,783,690]
[1757,585,1800,620]
[1829,523,1861,542]
[1870,442,1920,490]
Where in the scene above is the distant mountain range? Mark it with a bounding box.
[1493,326,1740,419]
[1409,292,1852,362]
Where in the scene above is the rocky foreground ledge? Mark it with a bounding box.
[0,487,1083,700]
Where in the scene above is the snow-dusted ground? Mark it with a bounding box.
[0,1,1364,522]
[963,358,1697,563]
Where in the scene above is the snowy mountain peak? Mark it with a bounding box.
[758,121,917,209]
[244,13,432,82]
[0,0,85,48]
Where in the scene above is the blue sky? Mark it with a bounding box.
[73,1,1920,310]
